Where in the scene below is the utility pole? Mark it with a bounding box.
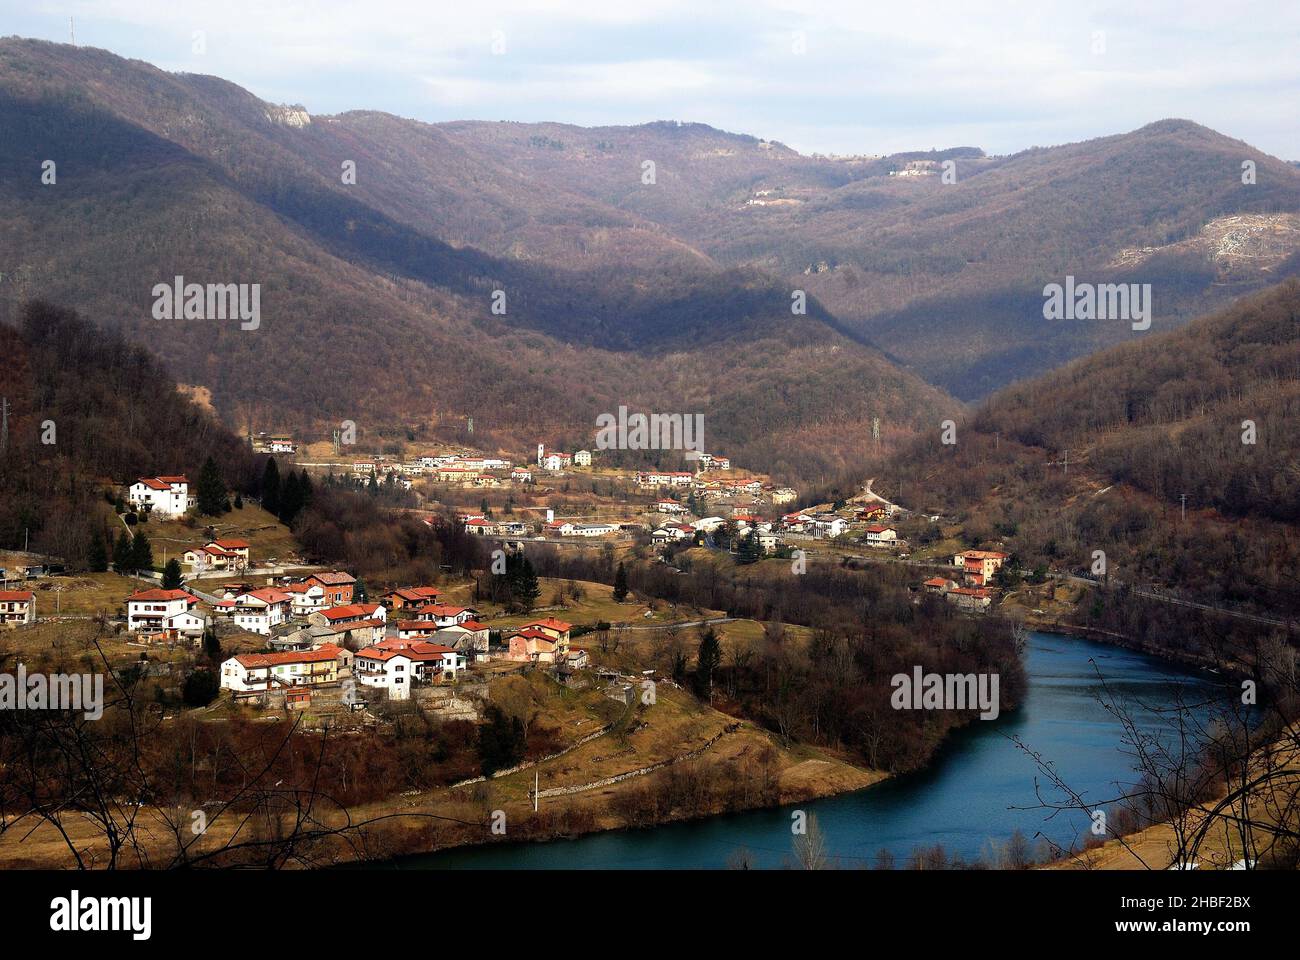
[1179,493,1188,521]
[1,396,8,455]
[1062,449,1069,476]
[533,769,539,812]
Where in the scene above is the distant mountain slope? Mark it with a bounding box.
[437,118,1300,398]
[0,38,955,484]
[887,280,1300,615]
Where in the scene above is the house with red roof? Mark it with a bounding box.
[219,644,346,693]
[0,590,36,627]
[380,586,442,612]
[125,588,199,633]
[354,639,466,699]
[508,629,560,663]
[230,588,294,635]
[128,475,191,519]
[413,603,478,628]
[305,571,357,605]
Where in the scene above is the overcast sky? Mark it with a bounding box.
[7,0,1299,158]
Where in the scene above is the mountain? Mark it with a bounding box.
[885,279,1300,618]
[436,118,1300,399]
[0,38,955,485]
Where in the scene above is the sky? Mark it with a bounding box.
[4,0,1298,159]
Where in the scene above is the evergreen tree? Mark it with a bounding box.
[261,457,281,516]
[298,469,314,507]
[182,668,220,707]
[736,531,762,565]
[88,533,109,573]
[613,561,629,602]
[113,530,133,572]
[162,557,184,589]
[130,529,153,574]
[202,626,223,665]
[366,471,379,497]
[279,470,303,525]
[234,492,244,510]
[694,627,723,700]
[195,456,227,516]
[513,555,541,612]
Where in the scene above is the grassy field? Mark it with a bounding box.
[128,503,299,566]
[436,577,718,633]
[17,571,146,619]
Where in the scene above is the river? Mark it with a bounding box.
[381,631,1225,869]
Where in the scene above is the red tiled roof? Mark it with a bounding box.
[234,644,342,669]
[308,572,357,586]
[0,591,35,602]
[357,640,455,662]
[417,604,471,617]
[318,603,381,621]
[522,617,571,633]
[127,588,194,604]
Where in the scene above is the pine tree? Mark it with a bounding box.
[202,626,223,665]
[694,627,723,701]
[261,457,281,516]
[514,555,541,612]
[113,530,133,573]
[736,531,762,565]
[613,561,629,602]
[130,529,153,574]
[298,469,314,507]
[234,492,244,510]
[279,470,303,525]
[162,558,184,589]
[88,533,109,573]
[195,456,227,516]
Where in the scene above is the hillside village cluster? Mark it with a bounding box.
[0,438,1012,712]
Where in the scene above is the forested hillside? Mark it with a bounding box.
[887,280,1300,617]
[0,301,260,566]
[0,38,954,485]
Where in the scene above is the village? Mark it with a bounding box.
[1,435,1017,724]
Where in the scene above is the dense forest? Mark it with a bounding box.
[0,301,261,566]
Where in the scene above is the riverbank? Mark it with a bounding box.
[0,681,883,869]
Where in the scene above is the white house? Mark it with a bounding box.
[570,523,618,537]
[126,588,198,633]
[220,644,344,693]
[353,640,466,700]
[412,604,478,628]
[284,582,327,617]
[863,525,899,546]
[573,450,592,466]
[128,476,190,519]
[0,590,36,628]
[230,588,294,635]
[813,517,850,539]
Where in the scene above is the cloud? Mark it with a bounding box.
[11,0,1300,157]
